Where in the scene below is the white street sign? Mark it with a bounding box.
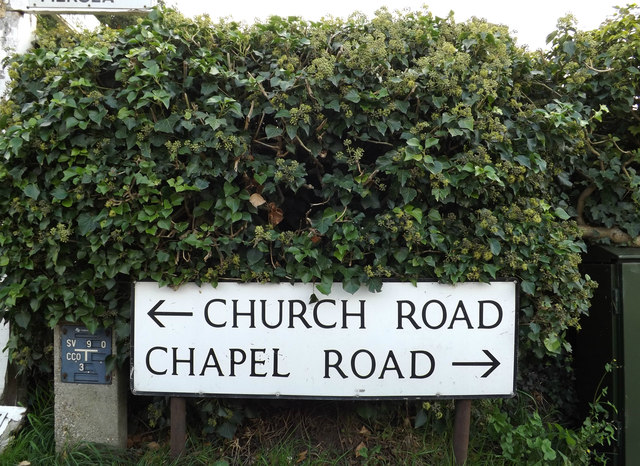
[10,0,156,13]
[131,281,517,399]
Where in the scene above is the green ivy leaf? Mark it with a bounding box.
[488,238,501,255]
[344,89,361,103]
[157,219,171,230]
[216,422,237,440]
[285,124,297,140]
[265,125,283,139]
[51,186,68,200]
[194,178,210,190]
[394,100,410,114]
[14,310,31,329]
[428,209,442,222]
[483,264,500,279]
[400,187,417,203]
[393,248,409,263]
[155,114,181,133]
[423,137,439,149]
[562,40,576,56]
[521,280,535,295]
[223,182,240,197]
[316,275,333,295]
[458,117,474,130]
[342,279,360,294]
[414,409,428,428]
[77,213,99,235]
[23,184,40,200]
[205,116,225,130]
[544,334,562,354]
[246,248,263,265]
[313,208,337,235]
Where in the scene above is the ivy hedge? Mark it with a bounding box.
[543,8,640,245]
[0,6,637,390]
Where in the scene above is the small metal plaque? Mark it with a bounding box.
[60,325,112,385]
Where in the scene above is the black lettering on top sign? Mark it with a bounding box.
[204,299,226,328]
[233,300,255,328]
[423,300,447,329]
[448,301,472,329]
[478,300,503,328]
[288,300,312,328]
[202,298,367,329]
[261,300,282,329]
[396,301,420,329]
[343,300,366,329]
[313,300,337,329]
[397,299,504,330]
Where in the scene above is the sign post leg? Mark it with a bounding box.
[453,399,471,465]
[170,397,187,458]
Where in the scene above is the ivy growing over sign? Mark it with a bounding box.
[0,5,637,377]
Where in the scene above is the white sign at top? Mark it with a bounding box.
[131,280,518,399]
[13,0,156,13]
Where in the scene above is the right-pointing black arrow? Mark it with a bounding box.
[451,350,500,378]
[147,300,193,328]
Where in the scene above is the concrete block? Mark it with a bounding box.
[54,325,127,451]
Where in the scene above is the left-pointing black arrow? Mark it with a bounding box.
[147,300,193,328]
[451,350,500,378]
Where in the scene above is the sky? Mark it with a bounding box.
[169,0,627,51]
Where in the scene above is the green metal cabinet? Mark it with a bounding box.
[578,246,640,466]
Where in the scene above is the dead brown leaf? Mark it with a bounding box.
[146,441,161,451]
[268,203,284,226]
[296,449,308,463]
[355,441,367,457]
[249,193,266,207]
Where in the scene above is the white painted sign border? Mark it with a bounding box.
[8,0,156,13]
[131,280,518,399]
